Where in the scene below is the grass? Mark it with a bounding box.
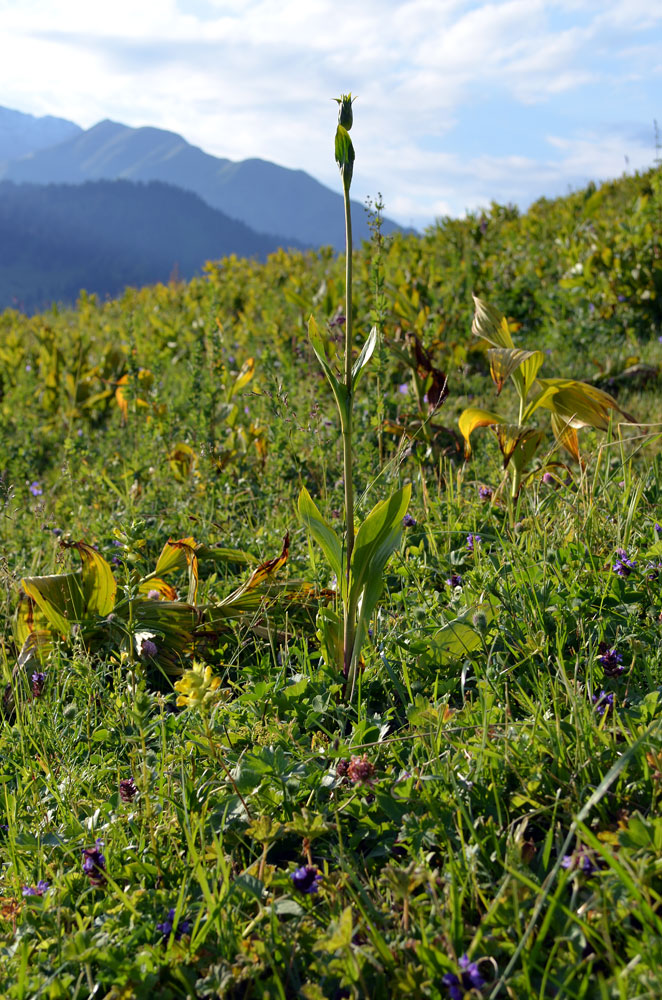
[0,161,662,998]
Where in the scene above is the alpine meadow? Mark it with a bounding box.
[2,96,662,999]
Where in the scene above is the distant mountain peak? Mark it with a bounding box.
[0,112,405,249]
[0,105,82,162]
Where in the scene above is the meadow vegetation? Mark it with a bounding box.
[0,103,662,998]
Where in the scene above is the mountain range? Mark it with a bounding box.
[0,105,405,313]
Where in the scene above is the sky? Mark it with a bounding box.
[0,0,660,230]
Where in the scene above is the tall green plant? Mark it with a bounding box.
[298,95,411,703]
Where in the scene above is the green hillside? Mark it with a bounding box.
[1,162,662,999]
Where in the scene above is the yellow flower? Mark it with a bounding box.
[174,662,221,709]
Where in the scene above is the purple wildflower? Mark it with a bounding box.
[562,846,601,876]
[402,514,417,527]
[612,550,636,577]
[140,638,158,659]
[119,778,137,803]
[478,486,493,500]
[398,383,409,395]
[156,907,191,940]
[443,954,485,999]
[82,839,106,886]
[31,672,46,698]
[446,574,463,588]
[597,649,624,677]
[22,880,49,897]
[290,865,323,895]
[655,523,662,536]
[466,534,481,552]
[29,482,43,497]
[647,562,662,581]
[592,690,614,716]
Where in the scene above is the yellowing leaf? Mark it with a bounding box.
[229,358,255,398]
[64,541,117,617]
[488,348,544,396]
[458,407,505,458]
[551,412,582,465]
[154,537,199,604]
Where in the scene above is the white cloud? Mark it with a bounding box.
[0,0,659,226]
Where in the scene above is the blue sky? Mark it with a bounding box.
[0,0,660,229]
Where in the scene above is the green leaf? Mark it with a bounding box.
[348,485,411,677]
[349,485,411,609]
[352,326,378,387]
[298,487,344,589]
[334,125,355,191]
[315,905,353,952]
[308,315,349,420]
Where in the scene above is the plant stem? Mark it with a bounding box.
[343,185,355,572]
[342,184,356,682]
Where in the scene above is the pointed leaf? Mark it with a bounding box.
[348,485,411,613]
[533,378,636,430]
[298,487,344,588]
[494,424,529,466]
[472,296,514,348]
[154,538,199,604]
[458,407,506,458]
[351,326,377,387]
[487,348,544,396]
[229,358,255,398]
[551,412,582,464]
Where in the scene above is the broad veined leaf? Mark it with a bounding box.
[458,407,506,458]
[21,571,86,637]
[229,358,255,399]
[154,537,199,604]
[14,590,53,650]
[64,541,117,617]
[488,348,544,397]
[298,488,344,589]
[493,424,541,467]
[348,484,411,612]
[533,378,636,430]
[472,296,514,348]
[351,326,377,387]
[551,412,582,464]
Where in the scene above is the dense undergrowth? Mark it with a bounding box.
[0,160,662,998]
